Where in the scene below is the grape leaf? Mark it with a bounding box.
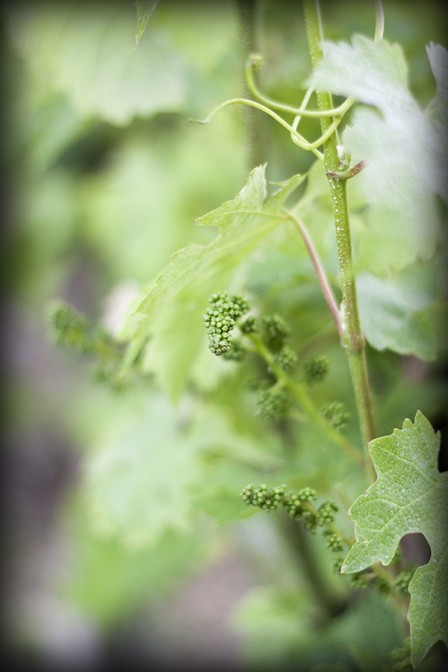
[309,35,410,110]
[63,501,205,627]
[309,36,441,274]
[6,1,187,125]
[123,166,304,399]
[341,412,448,667]
[82,386,288,545]
[357,267,447,362]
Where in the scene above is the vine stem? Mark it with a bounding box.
[303,0,376,477]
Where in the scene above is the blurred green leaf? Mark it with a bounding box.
[78,123,246,281]
[6,0,187,125]
[84,392,204,546]
[234,585,402,670]
[192,487,252,524]
[64,502,205,627]
[357,267,446,361]
[310,35,410,109]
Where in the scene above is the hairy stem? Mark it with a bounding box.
[303,0,376,474]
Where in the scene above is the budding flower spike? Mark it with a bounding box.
[255,386,291,419]
[303,355,330,385]
[204,292,250,356]
[261,314,291,353]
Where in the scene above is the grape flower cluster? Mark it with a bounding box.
[320,400,350,430]
[255,386,291,419]
[203,292,249,356]
[48,300,124,388]
[303,355,330,385]
[261,314,290,353]
[241,483,343,551]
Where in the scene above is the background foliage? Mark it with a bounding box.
[1,1,447,670]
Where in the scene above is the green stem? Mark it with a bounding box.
[303,0,376,475]
[248,334,364,467]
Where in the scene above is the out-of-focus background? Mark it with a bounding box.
[1,1,447,670]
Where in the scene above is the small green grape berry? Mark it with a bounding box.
[391,638,412,672]
[241,483,287,512]
[271,485,287,504]
[261,314,290,353]
[320,401,349,430]
[284,492,304,519]
[255,386,292,419]
[208,337,232,356]
[302,512,318,533]
[208,293,249,320]
[241,484,256,505]
[239,316,257,334]
[48,300,93,353]
[296,487,317,502]
[273,346,298,373]
[303,355,330,385]
[253,484,279,511]
[222,340,246,362]
[316,501,338,526]
[323,530,343,552]
[287,504,304,520]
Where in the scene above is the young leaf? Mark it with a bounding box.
[341,412,448,667]
[124,166,303,399]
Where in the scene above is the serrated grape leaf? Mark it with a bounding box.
[135,0,159,45]
[341,412,448,667]
[357,267,447,362]
[123,165,303,399]
[309,36,440,274]
[6,1,187,125]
